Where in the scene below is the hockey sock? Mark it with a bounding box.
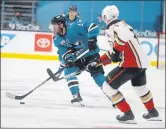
[67,78,80,95]
[102,81,131,113]
[133,85,154,110]
[111,91,131,112]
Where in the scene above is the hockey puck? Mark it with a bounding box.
[20,102,25,104]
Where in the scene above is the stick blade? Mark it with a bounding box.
[47,68,57,80]
[6,92,16,99]
[5,92,24,100]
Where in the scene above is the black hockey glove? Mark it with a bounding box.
[87,58,102,71]
[64,53,75,68]
[111,48,122,62]
[88,36,98,51]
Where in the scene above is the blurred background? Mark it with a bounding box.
[1,0,165,37]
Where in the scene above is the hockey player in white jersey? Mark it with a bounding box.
[98,5,161,124]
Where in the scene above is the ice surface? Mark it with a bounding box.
[1,58,165,128]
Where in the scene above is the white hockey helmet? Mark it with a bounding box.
[102,5,119,22]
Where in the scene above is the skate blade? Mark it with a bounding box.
[118,120,137,124]
[71,102,85,107]
[146,116,162,121]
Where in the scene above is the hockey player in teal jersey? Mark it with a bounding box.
[56,5,82,73]
[62,5,82,26]
[51,15,105,106]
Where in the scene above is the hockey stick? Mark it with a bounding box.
[74,49,89,61]
[47,59,110,82]
[5,67,65,100]
[51,71,82,81]
[47,68,64,81]
[47,49,90,81]
[47,67,84,82]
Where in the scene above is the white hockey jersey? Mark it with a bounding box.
[103,20,149,68]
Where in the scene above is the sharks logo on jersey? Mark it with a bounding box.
[60,37,73,48]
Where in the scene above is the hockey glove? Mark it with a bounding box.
[87,58,102,71]
[88,36,98,51]
[111,48,122,62]
[64,53,75,68]
[100,48,122,66]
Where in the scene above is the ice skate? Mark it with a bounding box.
[71,92,84,107]
[116,110,137,124]
[143,108,162,121]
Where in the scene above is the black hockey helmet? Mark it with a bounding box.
[69,5,77,11]
[51,15,66,25]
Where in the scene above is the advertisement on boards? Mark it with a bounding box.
[139,38,165,59]
[34,34,53,52]
[1,34,16,48]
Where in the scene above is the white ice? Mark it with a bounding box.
[1,58,165,128]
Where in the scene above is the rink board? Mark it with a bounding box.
[1,30,165,67]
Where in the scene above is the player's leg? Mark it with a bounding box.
[89,64,105,87]
[75,56,105,87]
[131,69,162,121]
[102,67,138,124]
[85,53,105,87]
[64,66,84,106]
[85,54,120,108]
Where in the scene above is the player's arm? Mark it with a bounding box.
[54,36,76,69]
[84,22,100,51]
[100,27,126,66]
[68,41,84,52]
[78,22,99,51]
[61,41,85,68]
